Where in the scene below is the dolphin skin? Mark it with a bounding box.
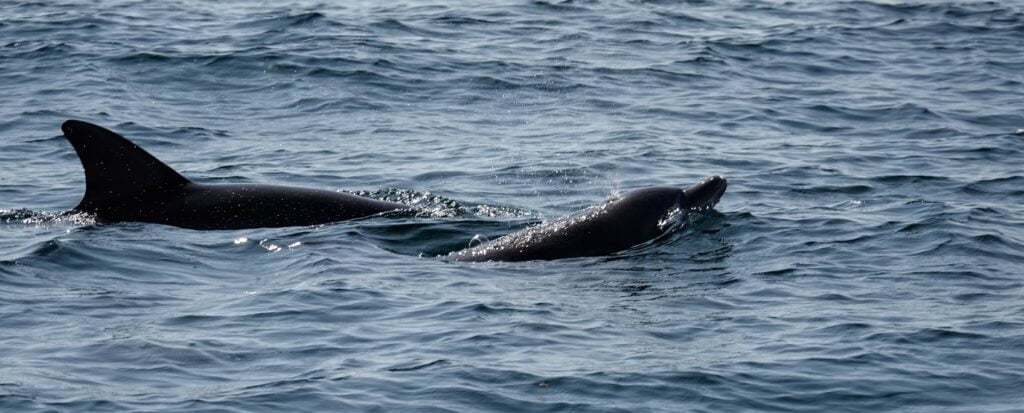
[61,120,410,230]
[446,176,727,262]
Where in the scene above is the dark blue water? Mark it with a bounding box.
[3,0,1024,411]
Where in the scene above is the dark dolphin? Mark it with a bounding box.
[61,120,410,230]
[446,176,727,262]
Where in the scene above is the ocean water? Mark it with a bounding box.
[2,0,1023,411]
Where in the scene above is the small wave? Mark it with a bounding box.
[802,102,944,123]
[962,175,1024,196]
[0,209,94,226]
[869,175,953,185]
[348,188,534,219]
[431,16,494,26]
[865,327,989,345]
[234,12,333,29]
[370,18,445,37]
[387,359,449,372]
[530,0,591,13]
[790,184,873,195]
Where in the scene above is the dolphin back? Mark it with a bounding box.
[449,187,686,262]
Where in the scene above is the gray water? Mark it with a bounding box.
[2,0,1023,411]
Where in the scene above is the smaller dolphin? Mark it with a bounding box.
[61,120,411,230]
[446,176,727,262]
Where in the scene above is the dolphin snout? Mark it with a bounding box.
[682,175,727,210]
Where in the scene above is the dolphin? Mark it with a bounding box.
[60,120,411,230]
[446,176,727,262]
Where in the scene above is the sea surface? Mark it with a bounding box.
[2,0,1023,411]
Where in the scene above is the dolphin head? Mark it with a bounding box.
[681,175,727,211]
[611,176,727,216]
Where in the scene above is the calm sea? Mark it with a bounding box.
[2,0,1023,411]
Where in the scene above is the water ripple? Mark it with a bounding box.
[2,0,1024,411]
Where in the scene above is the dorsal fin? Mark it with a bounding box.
[61,120,190,214]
